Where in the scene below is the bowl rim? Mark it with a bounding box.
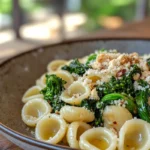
[0,123,73,149]
[0,38,150,149]
[0,38,149,67]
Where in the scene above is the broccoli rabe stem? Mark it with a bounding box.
[136,90,150,122]
[41,74,67,112]
[101,93,137,114]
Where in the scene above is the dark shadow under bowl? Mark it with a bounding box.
[0,39,150,150]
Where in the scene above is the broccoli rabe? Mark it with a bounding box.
[85,49,108,65]
[61,59,89,76]
[80,99,97,112]
[135,80,150,122]
[128,64,141,77]
[86,53,97,65]
[80,93,138,126]
[41,74,66,112]
[100,93,137,114]
[147,58,150,67]
[96,64,142,98]
[80,99,103,127]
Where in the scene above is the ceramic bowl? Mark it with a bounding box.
[0,39,150,150]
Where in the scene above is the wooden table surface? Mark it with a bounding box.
[1,17,150,150]
[81,17,150,40]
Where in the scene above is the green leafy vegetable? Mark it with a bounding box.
[101,93,137,114]
[135,80,150,122]
[96,64,141,98]
[85,49,108,65]
[41,74,66,112]
[128,64,142,76]
[80,99,103,127]
[86,53,97,65]
[121,93,135,102]
[61,59,89,76]
[80,99,97,111]
[147,58,150,67]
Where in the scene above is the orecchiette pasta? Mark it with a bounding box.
[21,50,150,149]
[61,81,90,105]
[35,114,67,144]
[79,127,117,150]
[21,98,51,126]
[52,70,74,88]
[79,56,88,64]
[90,88,99,100]
[37,71,74,89]
[61,131,69,146]
[47,60,67,72]
[36,73,47,88]
[36,79,41,87]
[118,119,150,150]
[103,105,132,133]
[22,86,43,103]
[67,121,91,149]
[60,106,95,122]
[86,74,101,84]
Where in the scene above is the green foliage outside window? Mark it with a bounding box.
[81,0,136,30]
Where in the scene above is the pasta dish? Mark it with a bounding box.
[21,49,150,150]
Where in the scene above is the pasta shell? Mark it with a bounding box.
[103,106,132,133]
[90,88,99,100]
[22,86,43,103]
[35,114,67,144]
[37,73,47,88]
[37,71,74,89]
[79,56,88,64]
[52,70,74,88]
[61,81,90,105]
[67,121,91,149]
[21,98,51,126]
[118,119,150,150]
[79,127,117,150]
[86,74,101,84]
[60,106,95,122]
[36,79,41,87]
[47,60,67,72]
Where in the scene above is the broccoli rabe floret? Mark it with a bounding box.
[61,59,89,76]
[96,64,142,98]
[127,64,141,77]
[41,74,66,112]
[135,80,150,122]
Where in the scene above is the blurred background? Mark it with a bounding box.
[0,0,150,60]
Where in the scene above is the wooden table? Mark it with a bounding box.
[82,17,150,40]
[1,17,150,150]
